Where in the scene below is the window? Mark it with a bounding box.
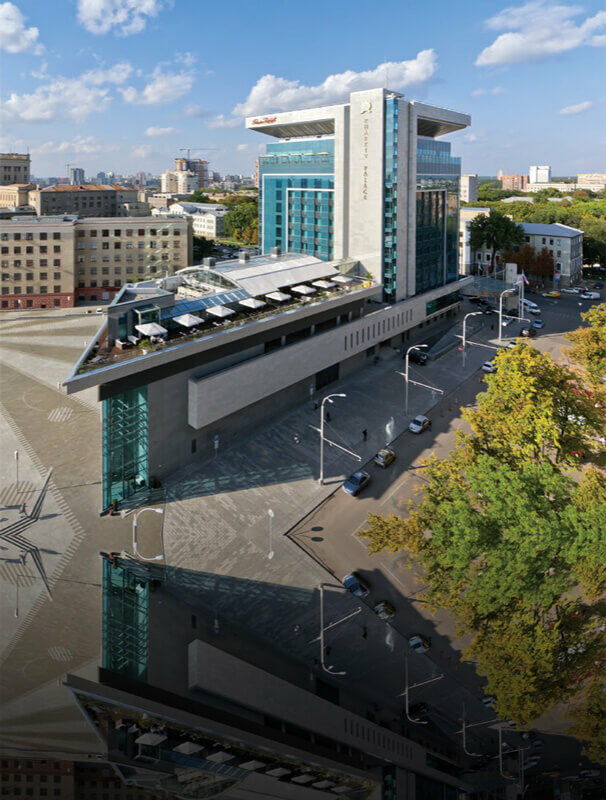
[102,242,109,250]
[40,246,47,253]
[53,272,61,279]
[13,233,21,241]
[26,246,33,254]
[53,232,60,240]
[114,229,121,236]
[102,267,109,275]
[26,273,33,281]
[114,242,121,249]
[26,286,33,294]
[14,246,21,254]
[53,259,60,267]
[77,230,85,238]
[40,259,47,267]
[102,229,109,237]
[54,285,61,293]
[40,286,47,293]
[14,260,21,267]
[14,272,21,280]
[40,232,47,240]
[90,230,97,237]
[40,272,47,279]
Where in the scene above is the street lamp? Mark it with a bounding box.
[403,344,428,415]
[267,508,274,560]
[132,507,164,562]
[498,288,516,343]
[318,583,361,676]
[319,393,346,485]
[462,311,484,368]
[398,656,443,725]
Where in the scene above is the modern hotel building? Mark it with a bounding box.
[65,89,472,509]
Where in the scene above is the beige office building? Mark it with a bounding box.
[0,183,34,207]
[0,152,31,185]
[1,215,192,309]
[29,184,139,217]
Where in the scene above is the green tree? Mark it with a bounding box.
[187,190,211,203]
[224,202,259,245]
[469,208,526,272]
[567,675,606,762]
[192,235,214,260]
[567,303,606,388]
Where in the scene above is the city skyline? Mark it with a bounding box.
[1,0,605,178]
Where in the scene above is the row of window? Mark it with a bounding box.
[2,272,62,281]
[77,241,179,249]
[1,299,63,308]
[0,229,182,242]
[2,260,61,267]
[1,246,61,254]
[1,232,61,241]
[76,254,180,264]
[2,286,63,294]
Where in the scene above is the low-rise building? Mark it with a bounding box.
[458,206,489,274]
[521,222,583,285]
[0,183,34,207]
[529,165,551,183]
[161,170,199,195]
[527,180,606,192]
[1,215,192,309]
[164,201,229,239]
[0,152,31,185]
[500,173,529,191]
[577,172,606,186]
[29,184,139,217]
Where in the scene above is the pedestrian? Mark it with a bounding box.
[373,355,379,366]
[362,429,368,441]
[19,502,26,518]
[213,616,220,634]
[313,400,319,411]
[325,410,331,423]
[325,646,331,656]
[293,624,301,636]
[362,626,368,639]
[18,549,27,566]
[293,432,300,444]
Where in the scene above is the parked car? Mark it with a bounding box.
[580,291,600,299]
[342,470,371,496]
[593,282,603,290]
[542,290,561,297]
[532,319,545,329]
[482,360,497,373]
[408,349,428,365]
[408,634,431,654]
[374,600,396,620]
[579,770,601,778]
[408,702,429,716]
[502,317,513,327]
[562,287,580,294]
[342,572,370,598]
[482,695,495,708]
[409,415,431,434]
[373,448,396,468]
[520,326,536,337]
[95,307,104,314]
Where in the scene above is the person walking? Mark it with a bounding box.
[362,429,368,441]
[325,410,331,423]
[18,549,27,566]
[19,502,27,518]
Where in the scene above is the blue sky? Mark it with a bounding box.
[1,0,605,178]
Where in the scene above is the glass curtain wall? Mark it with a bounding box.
[382,98,398,302]
[102,558,149,681]
[102,386,148,508]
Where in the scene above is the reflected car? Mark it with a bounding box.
[520,326,536,337]
[342,572,370,598]
[342,470,371,496]
[374,448,396,468]
[482,695,496,708]
[408,702,429,717]
[409,415,431,434]
[533,319,545,329]
[482,360,497,373]
[374,600,396,620]
[408,349,428,365]
[562,287,580,294]
[408,634,431,654]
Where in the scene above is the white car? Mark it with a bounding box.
[482,361,497,373]
[408,634,431,654]
[482,695,495,708]
[562,287,580,294]
[501,317,513,327]
[527,306,542,315]
[580,291,600,299]
[408,415,431,434]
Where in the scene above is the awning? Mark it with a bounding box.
[312,280,336,289]
[173,313,204,327]
[239,297,266,310]
[206,305,235,318]
[333,274,354,284]
[266,291,292,302]
[135,732,167,746]
[135,322,167,337]
[291,284,316,295]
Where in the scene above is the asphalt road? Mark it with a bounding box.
[287,289,604,772]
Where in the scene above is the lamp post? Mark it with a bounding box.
[498,288,516,343]
[462,311,484,368]
[318,583,361,676]
[403,344,428,415]
[14,450,18,490]
[319,393,346,485]
[398,656,443,725]
[267,508,274,560]
[132,507,164,562]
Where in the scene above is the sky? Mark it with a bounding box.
[0,0,605,179]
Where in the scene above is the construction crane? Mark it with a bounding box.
[178,147,218,161]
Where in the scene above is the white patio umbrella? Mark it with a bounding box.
[173,313,204,327]
[135,322,167,337]
[265,291,292,302]
[311,280,337,289]
[291,284,316,295]
[239,298,266,310]
[206,305,235,318]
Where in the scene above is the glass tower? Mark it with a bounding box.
[415,137,461,294]
[102,386,148,508]
[258,138,334,260]
[382,98,399,302]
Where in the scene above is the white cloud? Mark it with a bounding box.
[236,144,248,151]
[228,50,438,120]
[145,125,175,136]
[208,114,243,129]
[471,88,487,97]
[175,51,196,67]
[132,144,152,158]
[476,1,606,66]
[471,86,506,96]
[32,136,119,155]
[120,64,194,105]
[184,104,211,118]
[0,2,43,54]
[559,100,593,115]
[1,62,133,123]
[77,0,168,36]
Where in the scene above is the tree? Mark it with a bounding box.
[192,235,214,260]
[567,303,606,388]
[224,202,258,245]
[469,208,526,272]
[567,675,606,762]
[534,246,555,279]
[187,190,211,203]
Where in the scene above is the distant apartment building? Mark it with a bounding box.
[0,215,192,309]
[500,173,529,191]
[526,180,606,192]
[166,201,228,239]
[577,172,606,186]
[529,165,551,183]
[174,156,209,188]
[460,174,478,202]
[161,170,199,194]
[458,206,489,274]
[0,152,31,185]
[70,166,85,185]
[29,184,140,217]
[96,171,108,184]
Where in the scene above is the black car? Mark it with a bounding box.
[408,350,428,365]
[520,326,536,337]
[469,297,488,305]
[409,702,429,716]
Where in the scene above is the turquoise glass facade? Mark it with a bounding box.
[102,387,148,508]
[258,139,334,260]
[415,137,461,294]
[102,558,149,681]
[382,98,398,302]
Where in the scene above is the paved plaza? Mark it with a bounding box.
[0,294,592,757]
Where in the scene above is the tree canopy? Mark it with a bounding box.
[567,303,606,389]
[469,208,526,272]
[360,344,606,730]
[223,201,258,245]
